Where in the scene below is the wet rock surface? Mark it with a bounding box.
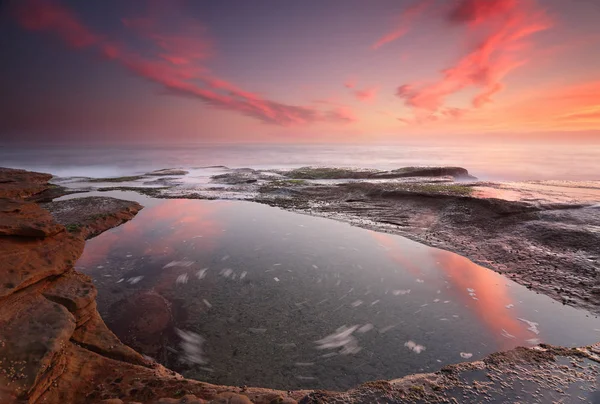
[280,166,476,180]
[43,196,143,240]
[1,166,599,403]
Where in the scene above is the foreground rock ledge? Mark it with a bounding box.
[0,168,598,403]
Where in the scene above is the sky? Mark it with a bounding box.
[1,0,600,143]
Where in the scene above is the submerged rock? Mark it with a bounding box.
[108,291,174,361]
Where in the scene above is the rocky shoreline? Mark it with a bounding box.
[1,167,599,403]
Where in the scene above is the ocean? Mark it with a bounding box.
[1,142,599,181]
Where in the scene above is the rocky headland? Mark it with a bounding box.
[1,167,599,403]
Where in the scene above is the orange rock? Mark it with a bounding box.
[0,199,64,238]
[209,392,253,404]
[71,308,149,367]
[0,168,53,200]
[0,289,76,402]
[0,230,84,297]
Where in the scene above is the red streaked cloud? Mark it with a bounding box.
[14,0,101,48]
[449,0,517,26]
[14,0,355,127]
[372,0,430,50]
[395,0,551,124]
[122,16,213,65]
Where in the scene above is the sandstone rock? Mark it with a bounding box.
[72,308,149,367]
[156,395,207,403]
[0,199,64,237]
[209,392,253,404]
[0,290,76,402]
[0,167,53,199]
[42,270,97,320]
[41,269,150,368]
[0,230,84,297]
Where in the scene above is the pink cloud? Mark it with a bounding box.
[354,86,379,102]
[397,106,466,125]
[344,77,356,89]
[396,0,551,121]
[372,0,430,50]
[14,0,354,127]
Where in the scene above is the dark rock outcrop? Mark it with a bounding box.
[281,166,476,180]
[43,196,143,240]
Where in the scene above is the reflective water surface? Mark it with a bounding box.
[72,192,600,390]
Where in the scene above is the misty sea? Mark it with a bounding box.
[2,142,599,181]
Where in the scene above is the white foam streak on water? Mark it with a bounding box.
[315,325,362,355]
[163,260,194,269]
[127,276,143,284]
[175,328,207,365]
[404,340,426,354]
[393,289,411,295]
[518,318,540,335]
[175,273,189,284]
[196,268,208,279]
[501,329,516,339]
[219,268,233,278]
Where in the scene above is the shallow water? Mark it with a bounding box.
[70,192,600,390]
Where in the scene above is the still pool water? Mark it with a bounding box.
[70,191,600,390]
